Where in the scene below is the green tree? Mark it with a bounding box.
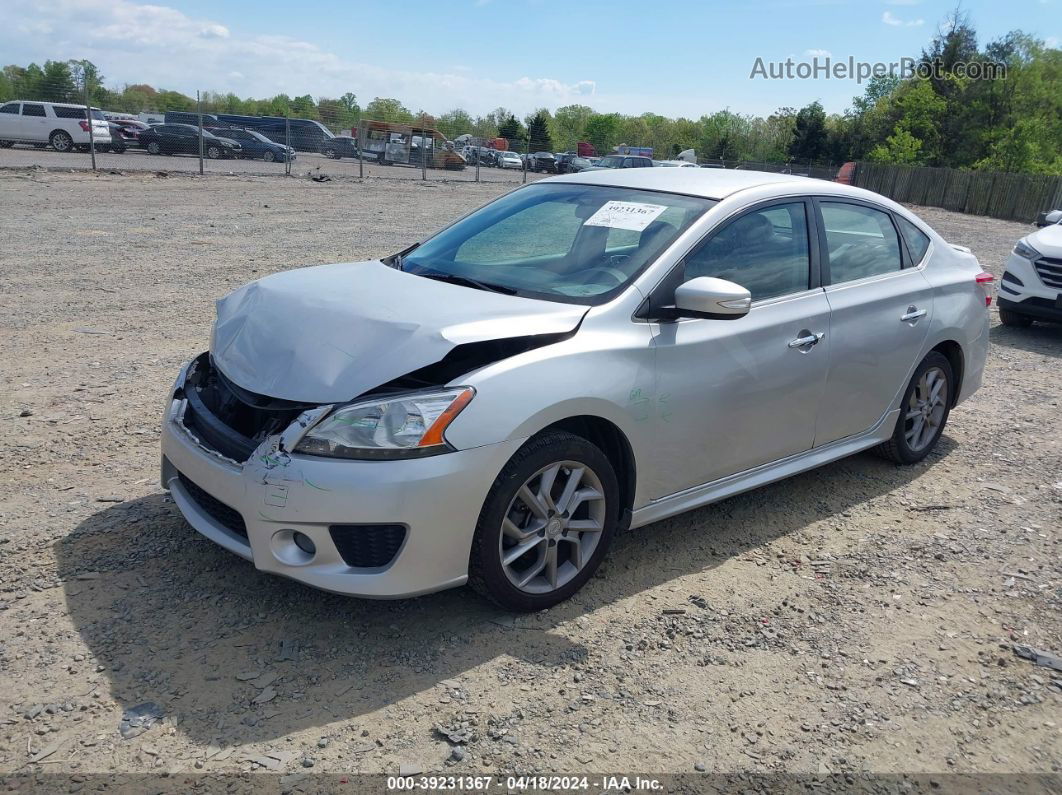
[497,114,526,149]
[526,110,553,152]
[436,108,474,140]
[551,104,593,151]
[39,60,77,102]
[868,125,924,164]
[583,113,621,155]
[788,101,828,162]
[364,97,413,123]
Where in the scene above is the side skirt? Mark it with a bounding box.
[630,409,899,529]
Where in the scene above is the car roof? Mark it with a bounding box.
[550,167,845,200]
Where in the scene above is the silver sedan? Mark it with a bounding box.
[161,168,993,610]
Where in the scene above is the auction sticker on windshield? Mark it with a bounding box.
[583,201,667,232]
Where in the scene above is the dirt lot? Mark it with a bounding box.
[0,169,1059,782]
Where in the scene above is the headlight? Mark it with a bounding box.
[1013,239,1041,260]
[294,387,474,460]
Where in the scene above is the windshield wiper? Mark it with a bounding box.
[414,270,517,295]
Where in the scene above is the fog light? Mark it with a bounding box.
[292,531,316,555]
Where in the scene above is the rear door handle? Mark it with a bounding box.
[901,306,927,322]
[788,332,825,349]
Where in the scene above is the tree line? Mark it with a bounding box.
[1,12,1057,174]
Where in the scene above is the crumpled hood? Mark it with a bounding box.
[210,260,588,403]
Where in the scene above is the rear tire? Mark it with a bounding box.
[999,307,1033,327]
[50,130,73,152]
[875,351,953,464]
[468,431,619,612]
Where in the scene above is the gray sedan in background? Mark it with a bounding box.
[161,168,993,611]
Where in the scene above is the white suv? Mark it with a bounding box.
[998,222,1062,326]
[0,101,111,152]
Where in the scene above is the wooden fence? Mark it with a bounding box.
[852,162,1062,223]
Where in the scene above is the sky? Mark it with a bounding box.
[2,0,1058,120]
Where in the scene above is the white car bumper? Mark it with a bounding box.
[999,251,1062,322]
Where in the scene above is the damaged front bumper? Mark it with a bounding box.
[160,360,523,598]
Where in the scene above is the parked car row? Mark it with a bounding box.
[0,101,298,162]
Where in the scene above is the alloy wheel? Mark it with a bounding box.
[51,131,72,152]
[904,366,948,452]
[499,461,606,594]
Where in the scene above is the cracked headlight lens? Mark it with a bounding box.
[294,387,474,459]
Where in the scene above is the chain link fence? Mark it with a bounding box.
[1,67,851,184]
[0,77,536,184]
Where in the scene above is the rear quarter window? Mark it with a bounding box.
[53,106,86,119]
[897,216,932,264]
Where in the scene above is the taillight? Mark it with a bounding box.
[78,120,89,132]
[975,272,994,307]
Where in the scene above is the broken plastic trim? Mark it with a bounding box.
[368,330,578,394]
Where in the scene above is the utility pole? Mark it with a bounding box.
[420,114,427,181]
[358,119,365,178]
[83,68,96,171]
[196,90,204,176]
[285,116,291,176]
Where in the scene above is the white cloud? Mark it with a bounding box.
[0,0,597,117]
[882,10,924,26]
[805,48,832,58]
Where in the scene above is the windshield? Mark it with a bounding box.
[596,156,624,168]
[399,183,714,305]
[247,130,272,143]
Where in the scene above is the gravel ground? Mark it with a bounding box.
[0,144,537,183]
[0,169,1059,780]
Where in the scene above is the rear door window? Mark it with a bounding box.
[22,104,46,117]
[820,202,903,283]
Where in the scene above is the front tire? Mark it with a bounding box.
[263,150,276,162]
[146,141,161,155]
[999,307,1033,327]
[875,352,953,464]
[469,431,619,612]
[206,145,222,159]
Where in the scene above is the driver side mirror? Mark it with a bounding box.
[670,276,751,320]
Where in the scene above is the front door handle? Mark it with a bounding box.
[901,306,927,322]
[788,332,825,349]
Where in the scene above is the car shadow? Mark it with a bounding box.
[55,439,952,747]
[990,317,1062,358]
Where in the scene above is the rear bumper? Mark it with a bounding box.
[160,375,523,598]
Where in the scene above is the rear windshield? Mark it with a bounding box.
[400,183,714,305]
